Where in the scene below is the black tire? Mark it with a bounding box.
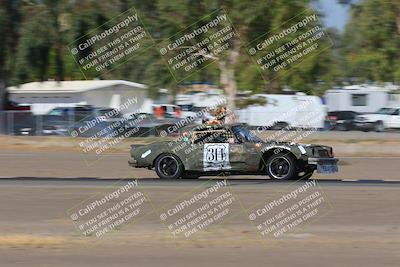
[155,154,184,179]
[266,153,297,180]
[374,121,384,132]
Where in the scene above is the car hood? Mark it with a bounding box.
[356,114,387,121]
[263,140,333,156]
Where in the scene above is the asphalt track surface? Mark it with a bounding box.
[0,149,399,266]
[0,177,400,267]
[1,150,400,181]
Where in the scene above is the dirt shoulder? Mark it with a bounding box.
[1,131,400,157]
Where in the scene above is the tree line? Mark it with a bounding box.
[0,0,399,110]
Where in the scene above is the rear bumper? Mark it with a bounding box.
[307,157,339,173]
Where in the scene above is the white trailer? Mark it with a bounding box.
[236,94,326,129]
[324,84,400,113]
[175,89,226,109]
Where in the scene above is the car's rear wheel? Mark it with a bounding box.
[266,153,297,180]
[155,154,183,179]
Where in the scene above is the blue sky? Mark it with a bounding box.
[314,0,352,31]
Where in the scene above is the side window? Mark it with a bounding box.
[48,109,63,116]
[75,109,92,121]
[351,94,367,106]
[231,126,262,143]
[388,93,396,102]
[392,109,400,116]
[64,108,70,117]
[342,112,352,120]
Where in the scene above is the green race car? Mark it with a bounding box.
[129,124,338,180]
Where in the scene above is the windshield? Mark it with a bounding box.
[376,108,396,115]
[231,126,262,143]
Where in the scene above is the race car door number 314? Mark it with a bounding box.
[203,143,231,171]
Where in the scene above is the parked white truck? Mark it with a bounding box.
[354,107,400,132]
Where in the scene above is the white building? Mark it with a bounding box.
[7,80,147,114]
[325,83,400,113]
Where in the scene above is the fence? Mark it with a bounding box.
[0,110,173,137]
[0,111,41,135]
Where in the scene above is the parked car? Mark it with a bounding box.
[39,106,123,136]
[354,107,400,132]
[327,111,360,131]
[129,123,338,180]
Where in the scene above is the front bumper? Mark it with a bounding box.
[128,158,138,167]
[308,157,339,173]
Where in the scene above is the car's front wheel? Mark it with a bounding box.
[155,154,184,179]
[266,153,297,180]
[374,121,384,132]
